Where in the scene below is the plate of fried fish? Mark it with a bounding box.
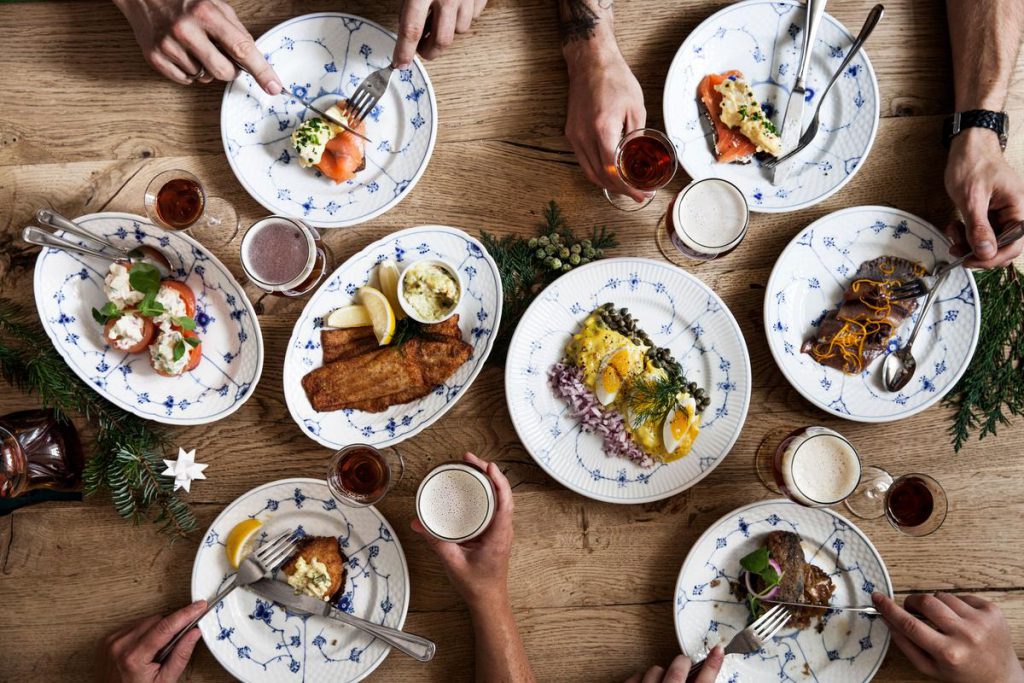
[765,206,980,422]
[505,258,750,504]
[674,499,892,682]
[283,225,501,449]
[192,478,409,683]
[221,12,437,227]
[663,0,879,212]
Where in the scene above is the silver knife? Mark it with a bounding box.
[772,0,828,184]
[226,56,372,143]
[762,598,879,615]
[247,579,436,662]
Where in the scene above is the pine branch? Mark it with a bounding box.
[0,297,194,537]
[943,265,1024,451]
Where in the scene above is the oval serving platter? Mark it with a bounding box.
[192,478,409,683]
[33,212,263,425]
[282,225,502,449]
[505,258,751,504]
[664,0,880,213]
[221,12,438,228]
[764,205,980,422]
[674,499,892,682]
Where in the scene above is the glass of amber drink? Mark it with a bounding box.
[604,128,678,211]
[144,169,240,246]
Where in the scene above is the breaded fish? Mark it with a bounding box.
[320,315,463,364]
[282,535,347,602]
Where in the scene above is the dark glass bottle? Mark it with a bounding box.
[0,409,83,497]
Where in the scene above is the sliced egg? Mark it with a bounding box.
[594,347,635,406]
[663,395,700,458]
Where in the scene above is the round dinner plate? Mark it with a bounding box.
[32,212,263,425]
[192,478,409,683]
[674,499,892,682]
[221,12,437,227]
[764,206,980,422]
[283,225,502,449]
[664,0,879,213]
[505,258,751,504]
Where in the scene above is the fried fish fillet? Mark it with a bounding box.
[282,535,347,601]
[320,315,463,364]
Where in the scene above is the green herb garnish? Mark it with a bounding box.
[91,301,123,325]
[128,262,161,296]
[625,373,688,428]
[173,340,186,361]
[136,292,165,319]
[739,546,783,619]
[184,336,200,348]
[173,315,196,331]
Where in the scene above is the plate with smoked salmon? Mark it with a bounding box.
[221,13,437,228]
[663,0,879,213]
[282,225,502,449]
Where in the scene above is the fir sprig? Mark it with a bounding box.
[0,298,196,537]
[943,265,1024,452]
[480,201,617,361]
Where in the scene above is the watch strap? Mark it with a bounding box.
[943,109,1009,149]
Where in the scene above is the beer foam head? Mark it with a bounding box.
[417,465,494,541]
[787,430,861,505]
[673,178,749,256]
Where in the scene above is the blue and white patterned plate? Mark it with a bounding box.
[221,13,437,228]
[192,478,409,683]
[505,258,751,504]
[32,212,263,425]
[283,225,502,449]
[663,0,879,213]
[675,499,892,682]
[765,206,980,422]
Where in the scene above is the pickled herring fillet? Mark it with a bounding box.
[320,315,463,365]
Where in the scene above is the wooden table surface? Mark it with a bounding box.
[3,0,1024,681]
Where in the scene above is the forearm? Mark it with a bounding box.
[468,595,536,683]
[947,0,1024,110]
[558,0,620,73]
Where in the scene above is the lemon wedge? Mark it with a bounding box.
[357,286,396,345]
[377,259,405,320]
[224,518,263,569]
[325,304,372,329]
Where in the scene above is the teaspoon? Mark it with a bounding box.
[882,265,951,392]
[23,226,173,278]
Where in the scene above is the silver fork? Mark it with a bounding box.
[763,4,884,169]
[891,221,1024,300]
[685,604,792,681]
[155,529,300,662]
[346,63,395,124]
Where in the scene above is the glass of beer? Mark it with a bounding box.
[240,216,332,298]
[756,426,862,508]
[415,461,496,543]
[603,128,678,212]
[657,178,749,266]
[845,467,948,536]
[144,169,240,246]
[326,444,404,508]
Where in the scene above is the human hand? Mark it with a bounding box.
[99,600,208,683]
[624,648,724,683]
[113,0,281,93]
[564,45,647,202]
[411,452,513,608]
[873,592,1024,683]
[944,128,1024,268]
[392,0,486,67]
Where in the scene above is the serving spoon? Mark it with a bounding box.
[881,265,951,392]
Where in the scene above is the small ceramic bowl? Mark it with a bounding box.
[396,258,463,324]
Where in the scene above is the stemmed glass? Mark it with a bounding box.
[603,128,678,211]
[845,467,948,536]
[144,169,240,246]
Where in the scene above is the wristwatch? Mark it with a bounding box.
[943,109,1009,149]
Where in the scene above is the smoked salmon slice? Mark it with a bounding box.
[315,116,367,183]
[698,71,757,164]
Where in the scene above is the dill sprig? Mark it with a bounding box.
[943,265,1024,452]
[480,200,617,362]
[625,373,688,428]
[0,298,196,537]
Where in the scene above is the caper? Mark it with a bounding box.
[618,307,628,317]
[651,359,662,369]
[687,382,698,394]
[602,302,614,310]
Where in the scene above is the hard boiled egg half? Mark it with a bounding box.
[663,395,701,461]
[594,346,643,406]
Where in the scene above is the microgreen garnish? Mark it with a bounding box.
[626,374,689,428]
[172,340,186,362]
[91,301,123,325]
[173,315,196,331]
[136,292,165,319]
[128,262,161,296]
[740,547,783,619]
[184,336,200,348]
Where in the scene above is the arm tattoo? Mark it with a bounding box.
[558,0,601,45]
